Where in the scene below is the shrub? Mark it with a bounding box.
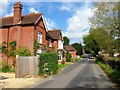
[66,53,72,62]
[96,59,120,86]
[2,60,10,72]
[38,52,58,76]
[16,47,31,56]
[34,40,39,56]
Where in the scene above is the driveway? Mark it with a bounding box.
[31,58,115,89]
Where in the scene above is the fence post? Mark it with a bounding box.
[15,55,19,78]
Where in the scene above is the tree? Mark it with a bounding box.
[63,36,70,45]
[83,34,100,56]
[90,28,113,53]
[89,2,119,38]
[71,43,83,55]
[89,2,120,54]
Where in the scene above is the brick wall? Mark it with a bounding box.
[69,51,76,60]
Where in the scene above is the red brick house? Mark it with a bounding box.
[48,30,66,63]
[0,2,54,63]
[0,2,65,64]
[64,45,76,60]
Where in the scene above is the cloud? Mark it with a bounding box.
[45,18,57,30]
[60,5,71,11]
[29,7,39,13]
[63,6,93,44]
[0,0,9,17]
[4,13,13,17]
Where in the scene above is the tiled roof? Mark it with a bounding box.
[46,32,54,40]
[64,45,76,51]
[48,30,62,40]
[0,13,42,27]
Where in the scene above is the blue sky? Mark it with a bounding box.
[0,0,95,44]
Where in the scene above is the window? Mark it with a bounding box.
[58,51,62,61]
[38,32,42,44]
[49,39,52,47]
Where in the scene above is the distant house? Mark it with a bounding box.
[0,2,66,64]
[48,30,66,63]
[64,45,76,60]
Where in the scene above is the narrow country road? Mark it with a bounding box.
[31,58,115,89]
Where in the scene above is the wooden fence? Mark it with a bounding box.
[15,55,39,78]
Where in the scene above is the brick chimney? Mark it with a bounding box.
[13,2,23,24]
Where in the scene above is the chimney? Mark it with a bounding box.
[13,2,23,24]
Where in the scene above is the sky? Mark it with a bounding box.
[1,0,118,44]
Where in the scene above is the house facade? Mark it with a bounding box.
[48,30,66,63]
[0,2,65,64]
[64,45,77,60]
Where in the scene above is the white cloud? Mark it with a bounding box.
[0,0,9,17]
[45,18,57,30]
[29,7,39,13]
[4,13,13,17]
[60,5,71,11]
[63,6,93,44]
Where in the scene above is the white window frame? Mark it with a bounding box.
[38,32,42,44]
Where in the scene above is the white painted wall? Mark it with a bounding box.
[58,40,63,49]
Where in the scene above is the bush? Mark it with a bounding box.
[66,53,72,62]
[2,60,15,72]
[96,59,120,86]
[38,52,58,76]
[16,47,31,56]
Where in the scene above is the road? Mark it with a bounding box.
[31,58,115,89]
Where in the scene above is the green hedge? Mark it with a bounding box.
[66,53,72,62]
[96,58,120,87]
[38,52,58,76]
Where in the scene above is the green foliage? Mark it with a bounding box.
[83,34,100,55]
[63,36,70,45]
[89,2,120,53]
[0,42,8,54]
[71,43,83,55]
[16,47,31,56]
[96,58,120,86]
[34,40,39,56]
[2,60,15,73]
[66,53,72,62]
[90,28,112,53]
[38,52,58,76]
[58,63,69,72]
[2,60,10,72]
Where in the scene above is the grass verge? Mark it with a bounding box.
[96,60,120,87]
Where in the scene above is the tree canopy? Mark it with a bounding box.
[63,36,70,45]
[71,43,83,55]
[83,2,120,55]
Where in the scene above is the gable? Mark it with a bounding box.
[48,30,62,40]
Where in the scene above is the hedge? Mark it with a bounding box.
[66,53,72,62]
[38,52,58,75]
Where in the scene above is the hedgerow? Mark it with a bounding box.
[38,52,58,76]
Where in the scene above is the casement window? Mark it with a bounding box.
[38,32,42,44]
[49,39,52,47]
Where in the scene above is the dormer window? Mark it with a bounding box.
[38,32,42,44]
